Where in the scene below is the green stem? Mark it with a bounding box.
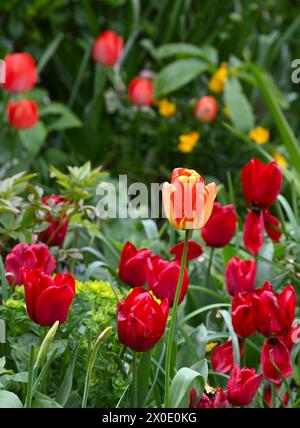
[206,247,214,287]
[271,383,277,408]
[25,345,36,408]
[132,352,138,408]
[164,229,191,408]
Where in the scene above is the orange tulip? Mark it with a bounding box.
[162,168,217,229]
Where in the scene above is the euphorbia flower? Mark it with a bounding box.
[3,53,37,93]
[92,30,123,67]
[227,365,262,406]
[261,338,292,385]
[225,256,256,295]
[116,287,169,352]
[253,282,296,337]
[128,77,154,106]
[5,243,56,286]
[162,168,217,230]
[119,241,152,287]
[39,195,69,247]
[231,291,256,338]
[189,387,228,408]
[243,209,264,255]
[264,209,282,242]
[21,268,75,326]
[241,158,283,208]
[7,99,38,130]
[211,340,244,374]
[194,95,218,123]
[201,202,237,247]
[146,256,189,306]
[169,239,203,261]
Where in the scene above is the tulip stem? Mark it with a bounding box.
[206,247,214,287]
[164,229,192,408]
[132,352,138,408]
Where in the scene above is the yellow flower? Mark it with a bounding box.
[249,127,270,144]
[209,62,227,93]
[4,299,24,309]
[178,131,200,153]
[273,151,287,168]
[205,342,218,353]
[223,105,230,117]
[157,98,176,117]
[75,280,117,298]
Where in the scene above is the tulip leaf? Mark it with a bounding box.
[0,390,23,408]
[155,43,218,65]
[39,102,82,132]
[219,310,240,366]
[56,344,80,407]
[154,59,207,98]
[19,122,47,156]
[136,350,152,407]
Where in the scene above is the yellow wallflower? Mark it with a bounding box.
[273,151,287,168]
[209,62,227,93]
[178,131,200,153]
[249,127,270,144]
[205,342,218,353]
[157,98,176,117]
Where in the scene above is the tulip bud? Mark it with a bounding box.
[225,256,256,295]
[35,321,59,369]
[243,209,265,255]
[128,77,154,106]
[7,100,38,130]
[201,202,237,247]
[39,195,69,247]
[227,365,262,406]
[194,95,218,123]
[261,338,292,385]
[211,340,244,374]
[92,30,123,67]
[231,291,256,338]
[3,53,37,93]
[264,209,282,241]
[118,241,152,287]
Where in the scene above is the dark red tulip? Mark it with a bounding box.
[147,256,189,306]
[279,325,300,351]
[118,241,152,287]
[39,195,69,247]
[227,365,262,406]
[243,209,264,255]
[264,209,282,242]
[3,53,37,93]
[211,340,244,374]
[7,99,38,129]
[201,203,237,248]
[253,282,296,337]
[22,268,75,326]
[225,256,256,295]
[261,338,292,385]
[170,240,203,262]
[92,30,123,67]
[117,287,169,352]
[264,386,289,407]
[241,158,283,208]
[5,242,56,286]
[194,96,218,123]
[128,77,154,106]
[189,387,229,408]
[231,291,256,338]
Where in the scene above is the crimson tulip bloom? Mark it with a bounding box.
[128,77,154,106]
[243,209,264,255]
[7,100,38,130]
[3,53,37,93]
[39,195,69,247]
[279,325,300,351]
[225,256,256,295]
[264,209,282,242]
[117,287,169,352]
[231,291,256,338]
[211,340,244,374]
[201,203,237,248]
[194,95,218,123]
[5,242,56,286]
[227,365,262,406]
[147,256,189,306]
[241,158,283,208]
[253,282,296,337]
[169,239,203,261]
[189,387,228,408]
[92,30,123,67]
[22,268,75,326]
[118,241,152,287]
[261,338,292,385]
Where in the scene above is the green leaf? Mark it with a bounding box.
[219,310,240,366]
[38,33,64,73]
[224,76,255,132]
[154,59,207,98]
[155,43,217,64]
[136,350,151,407]
[19,122,47,155]
[56,345,79,407]
[39,102,82,132]
[32,392,62,408]
[0,391,23,408]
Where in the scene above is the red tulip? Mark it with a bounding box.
[117,287,169,352]
[253,282,296,337]
[92,30,123,67]
[279,325,300,351]
[5,242,56,286]
[243,209,264,255]
[118,241,152,287]
[39,195,69,247]
[194,96,218,123]
[128,77,154,106]
[169,239,203,261]
[264,386,289,407]
[21,268,75,326]
[264,209,282,242]
[241,158,283,208]
[261,338,292,385]
[189,387,229,408]
[226,256,256,295]
[231,291,256,338]
[211,340,244,374]
[146,256,189,306]
[201,203,237,247]
[3,53,37,93]
[227,365,262,406]
[7,99,38,130]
